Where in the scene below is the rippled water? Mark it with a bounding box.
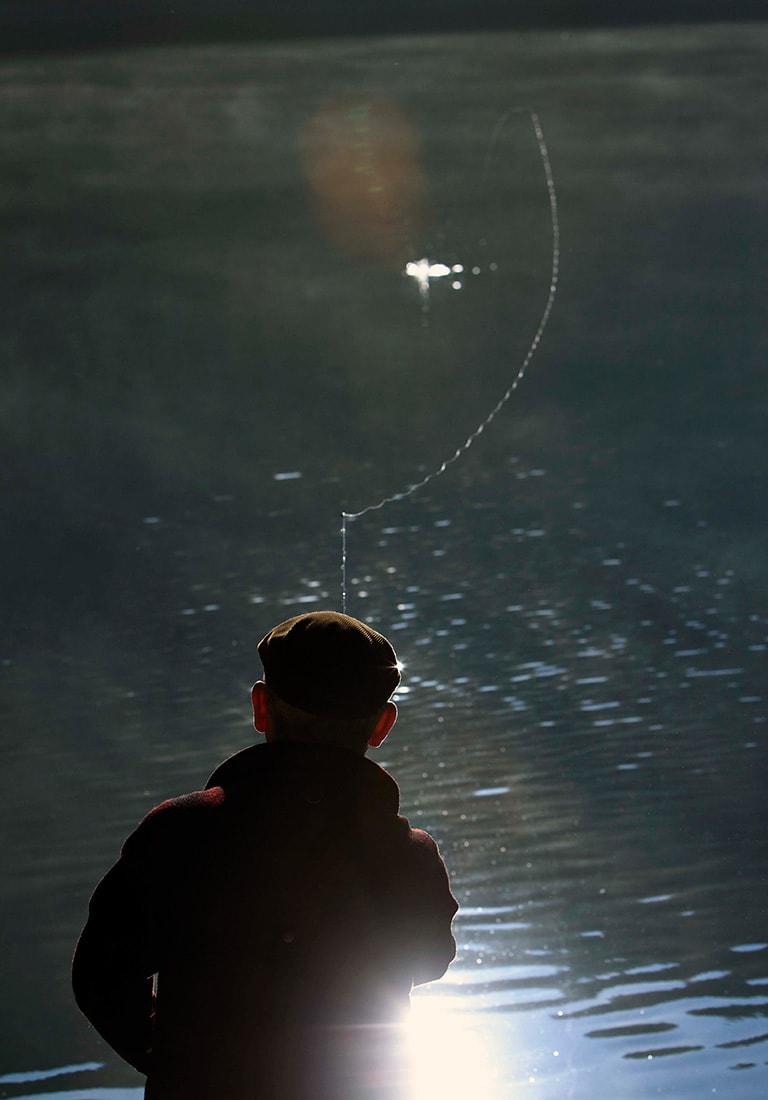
[4,455,767,1098]
[2,20,767,1100]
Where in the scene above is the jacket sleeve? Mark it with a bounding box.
[72,814,164,1075]
[401,828,459,986]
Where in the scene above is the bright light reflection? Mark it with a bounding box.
[405,995,503,1099]
[404,258,454,299]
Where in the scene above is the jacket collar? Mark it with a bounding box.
[205,740,401,816]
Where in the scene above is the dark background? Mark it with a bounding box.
[2,0,767,54]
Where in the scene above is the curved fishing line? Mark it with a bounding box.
[341,110,559,612]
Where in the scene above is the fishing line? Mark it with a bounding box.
[341,110,559,614]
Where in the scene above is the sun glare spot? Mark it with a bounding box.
[404,258,455,299]
[405,995,503,1099]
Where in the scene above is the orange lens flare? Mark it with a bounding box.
[300,95,427,268]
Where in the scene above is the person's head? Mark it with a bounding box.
[251,611,401,755]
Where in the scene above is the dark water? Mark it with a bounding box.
[1,22,767,1099]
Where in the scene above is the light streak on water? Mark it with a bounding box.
[0,1063,102,1084]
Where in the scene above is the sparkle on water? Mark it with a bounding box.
[404,258,476,299]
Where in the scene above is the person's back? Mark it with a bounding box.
[73,612,458,1099]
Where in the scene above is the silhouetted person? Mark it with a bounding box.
[73,611,458,1098]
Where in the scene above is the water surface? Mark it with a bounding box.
[1,21,767,1099]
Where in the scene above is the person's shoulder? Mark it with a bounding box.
[145,786,226,821]
[122,786,226,855]
[403,824,447,861]
[204,741,272,789]
[389,822,458,926]
[407,826,440,849]
[384,818,446,863]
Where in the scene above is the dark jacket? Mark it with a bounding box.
[72,741,458,1099]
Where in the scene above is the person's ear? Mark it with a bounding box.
[251,680,270,734]
[368,701,397,748]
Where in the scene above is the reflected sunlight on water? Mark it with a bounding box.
[406,994,504,1099]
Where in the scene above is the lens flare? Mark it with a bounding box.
[405,993,504,1099]
[300,95,427,268]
